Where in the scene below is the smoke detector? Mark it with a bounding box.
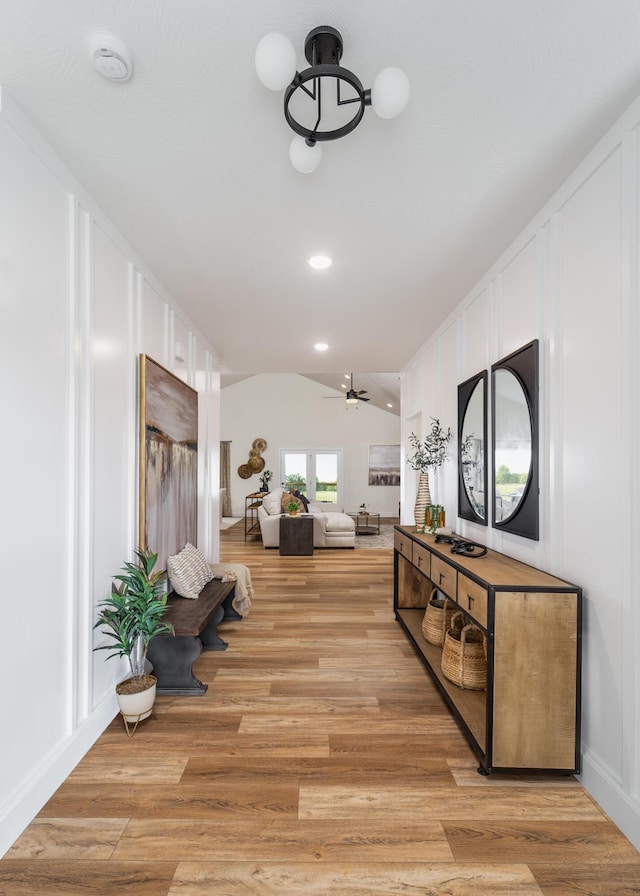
[90,32,133,81]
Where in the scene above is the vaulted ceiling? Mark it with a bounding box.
[2,1,640,390]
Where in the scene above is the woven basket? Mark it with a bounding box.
[441,612,487,690]
[421,588,457,647]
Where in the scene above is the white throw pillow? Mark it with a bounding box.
[262,488,283,515]
[167,542,211,599]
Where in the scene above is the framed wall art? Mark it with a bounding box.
[139,354,198,571]
[368,444,401,486]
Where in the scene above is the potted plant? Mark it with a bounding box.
[286,500,300,516]
[259,469,273,492]
[94,548,174,735]
[407,418,452,531]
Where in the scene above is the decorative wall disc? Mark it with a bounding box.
[248,456,265,472]
[252,438,267,452]
[238,463,252,479]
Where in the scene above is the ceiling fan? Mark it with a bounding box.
[324,373,370,407]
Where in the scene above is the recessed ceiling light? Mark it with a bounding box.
[341,383,347,389]
[387,403,393,408]
[308,254,332,270]
[314,342,329,352]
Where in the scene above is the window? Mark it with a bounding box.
[280,450,342,504]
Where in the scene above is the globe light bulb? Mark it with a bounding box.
[289,136,322,173]
[371,66,410,119]
[255,32,297,91]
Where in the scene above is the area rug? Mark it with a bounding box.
[355,524,394,549]
[220,517,242,530]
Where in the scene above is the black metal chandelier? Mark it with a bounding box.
[255,26,410,173]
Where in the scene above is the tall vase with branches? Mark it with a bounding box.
[407,419,452,531]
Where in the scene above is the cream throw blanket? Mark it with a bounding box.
[208,562,253,615]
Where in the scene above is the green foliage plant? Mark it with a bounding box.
[94,548,174,674]
[407,418,453,473]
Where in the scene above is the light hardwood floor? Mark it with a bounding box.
[3,522,639,895]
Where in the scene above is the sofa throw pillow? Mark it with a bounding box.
[167,543,210,599]
[281,492,304,513]
[293,489,309,511]
[262,488,283,515]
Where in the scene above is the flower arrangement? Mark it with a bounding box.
[259,469,273,491]
[406,418,452,472]
[407,418,452,532]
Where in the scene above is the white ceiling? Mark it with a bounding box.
[2,2,640,389]
[222,371,402,415]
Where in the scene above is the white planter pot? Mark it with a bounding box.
[115,674,156,733]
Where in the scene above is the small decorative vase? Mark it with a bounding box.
[414,472,431,530]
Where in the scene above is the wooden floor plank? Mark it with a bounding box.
[111,818,453,863]
[0,861,177,896]
[40,783,299,819]
[531,862,640,895]
[443,820,640,864]
[4,818,129,859]
[298,785,605,821]
[1,522,637,895]
[167,861,542,896]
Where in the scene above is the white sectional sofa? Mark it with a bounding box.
[257,487,356,548]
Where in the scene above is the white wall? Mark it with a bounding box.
[221,374,400,518]
[401,96,640,849]
[0,89,222,856]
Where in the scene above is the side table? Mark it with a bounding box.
[244,492,264,541]
[349,511,381,535]
[279,514,314,555]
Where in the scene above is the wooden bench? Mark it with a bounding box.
[146,579,238,695]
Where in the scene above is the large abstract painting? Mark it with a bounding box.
[368,444,401,486]
[139,354,198,572]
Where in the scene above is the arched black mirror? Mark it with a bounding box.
[491,339,539,540]
[458,371,487,525]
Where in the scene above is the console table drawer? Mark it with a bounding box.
[412,543,431,577]
[457,573,488,628]
[394,529,413,560]
[431,555,457,599]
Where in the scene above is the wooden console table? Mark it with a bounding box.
[394,526,582,774]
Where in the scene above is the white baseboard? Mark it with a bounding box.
[580,749,640,851]
[0,697,117,857]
